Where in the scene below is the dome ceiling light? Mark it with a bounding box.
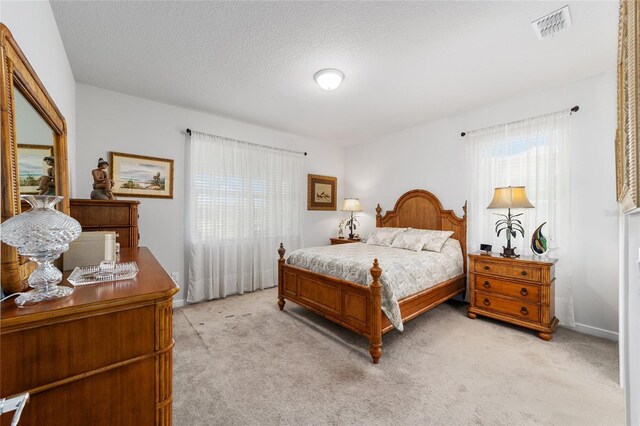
[314,69,344,91]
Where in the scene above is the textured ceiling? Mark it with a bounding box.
[51,1,618,145]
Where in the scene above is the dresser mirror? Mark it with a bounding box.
[1,24,70,293]
[15,87,56,197]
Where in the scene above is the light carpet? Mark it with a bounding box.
[173,287,623,425]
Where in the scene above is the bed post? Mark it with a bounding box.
[369,258,383,364]
[277,243,286,310]
[375,204,382,227]
[462,201,468,272]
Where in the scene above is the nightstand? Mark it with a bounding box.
[467,253,559,341]
[330,238,361,245]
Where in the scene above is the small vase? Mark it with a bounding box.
[531,222,548,257]
[1,195,82,307]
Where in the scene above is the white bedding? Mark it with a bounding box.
[286,239,463,331]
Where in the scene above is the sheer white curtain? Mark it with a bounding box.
[465,110,575,326]
[187,131,304,303]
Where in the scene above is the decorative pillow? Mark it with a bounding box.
[365,228,403,247]
[404,228,454,252]
[390,231,428,252]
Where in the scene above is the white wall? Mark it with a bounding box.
[345,72,619,337]
[1,0,77,195]
[623,212,640,424]
[76,84,345,303]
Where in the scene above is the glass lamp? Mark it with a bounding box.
[1,195,82,307]
[341,198,363,239]
[487,186,534,258]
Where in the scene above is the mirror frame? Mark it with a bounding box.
[616,0,640,213]
[1,24,70,293]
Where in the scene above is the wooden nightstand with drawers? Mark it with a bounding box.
[330,237,361,245]
[467,253,559,341]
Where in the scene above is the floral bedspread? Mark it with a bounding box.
[286,239,463,331]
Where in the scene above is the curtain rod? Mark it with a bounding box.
[186,128,307,156]
[460,105,579,137]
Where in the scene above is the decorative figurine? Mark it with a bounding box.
[91,158,115,200]
[338,219,345,238]
[531,222,548,256]
[37,156,56,195]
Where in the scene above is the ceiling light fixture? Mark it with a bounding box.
[314,69,344,91]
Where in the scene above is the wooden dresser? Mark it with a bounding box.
[70,199,140,248]
[329,237,361,245]
[0,248,178,425]
[467,253,558,340]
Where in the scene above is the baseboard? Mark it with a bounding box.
[569,322,619,342]
[173,298,186,309]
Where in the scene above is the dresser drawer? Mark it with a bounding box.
[474,292,540,323]
[474,261,541,282]
[474,275,540,303]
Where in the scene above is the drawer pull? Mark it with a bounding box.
[483,298,490,306]
[520,288,528,296]
[520,307,529,315]
[521,271,528,276]
[484,266,490,271]
[483,281,491,289]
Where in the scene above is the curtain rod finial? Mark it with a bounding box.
[571,106,579,113]
[186,128,192,135]
[461,132,466,137]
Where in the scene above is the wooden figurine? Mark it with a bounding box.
[91,158,115,200]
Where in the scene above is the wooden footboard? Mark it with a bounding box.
[278,243,383,362]
[277,243,464,364]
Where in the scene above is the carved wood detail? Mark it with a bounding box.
[0,24,70,293]
[616,0,640,212]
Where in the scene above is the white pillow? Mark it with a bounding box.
[390,231,428,252]
[404,228,454,252]
[366,228,403,247]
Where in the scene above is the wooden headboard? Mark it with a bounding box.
[376,189,467,269]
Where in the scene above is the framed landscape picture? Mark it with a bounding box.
[17,144,53,195]
[307,174,337,210]
[110,152,174,199]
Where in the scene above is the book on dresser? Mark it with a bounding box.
[467,252,559,341]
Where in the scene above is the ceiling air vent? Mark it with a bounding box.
[532,5,572,40]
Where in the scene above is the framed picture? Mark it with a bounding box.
[17,144,54,195]
[616,0,640,213]
[110,152,174,199]
[307,174,337,210]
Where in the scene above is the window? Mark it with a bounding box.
[465,110,574,326]
[187,132,303,302]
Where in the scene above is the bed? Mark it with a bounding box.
[277,189,467,363]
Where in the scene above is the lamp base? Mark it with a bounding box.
[500,246,520,258]
[15,285,74,307]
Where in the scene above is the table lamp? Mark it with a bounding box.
[487,186,534,258]
[341,198,363,239]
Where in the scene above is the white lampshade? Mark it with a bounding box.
[314,69,344,91]
[341,198,363,212]
[487,186,534,209]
